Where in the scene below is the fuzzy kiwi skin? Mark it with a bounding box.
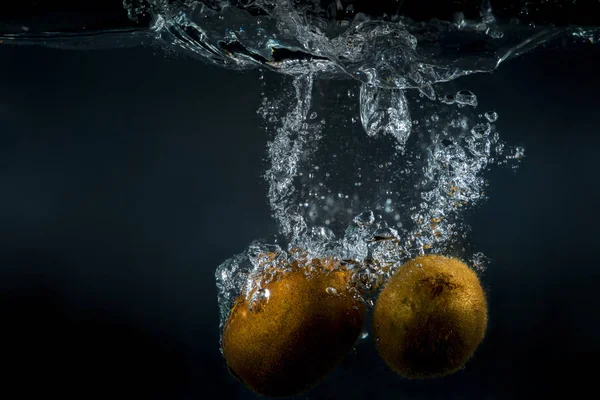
[222,263,365,397]
[373,255,488,379]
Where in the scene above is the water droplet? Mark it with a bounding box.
[309,111,317,119]
[326,287,337,295]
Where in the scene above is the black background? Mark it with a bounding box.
[2,1,600,32]
[1,36,598,399]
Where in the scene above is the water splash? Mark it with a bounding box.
[216,70,527,328]
[262,73,320,240]
[0,0,590,341]
[4,1,598,83]
[37,0,586,332]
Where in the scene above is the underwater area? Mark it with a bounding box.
[0,1,599,399]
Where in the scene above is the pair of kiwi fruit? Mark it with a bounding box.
[221,254,488,398]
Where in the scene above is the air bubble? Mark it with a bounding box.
[455,90,478,107]
[484,111,498,122]
[354,211,375,227]
[249,288,271,313]
[471,123,491,139]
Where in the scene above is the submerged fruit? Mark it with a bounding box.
[373,254,487,379]
[221,257,365,397]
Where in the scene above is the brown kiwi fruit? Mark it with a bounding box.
[373,254,487,379]
[221,256,365,397]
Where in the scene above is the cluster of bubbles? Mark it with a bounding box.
[113,1,596,326]
[215,72,525,327]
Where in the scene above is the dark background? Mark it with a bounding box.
[2,0,599,33]
[1,37,598,399]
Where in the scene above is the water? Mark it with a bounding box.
[3,0,598,374]
[157,1,596,330]
[105,0,600,328]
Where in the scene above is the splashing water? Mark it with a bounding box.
[1,1,595,329]
[262,73,319,240]
[193,1,594,328]
[216,71,528,328]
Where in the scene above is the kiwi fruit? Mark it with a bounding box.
[373,254,487,379]
[222,257,365,397]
